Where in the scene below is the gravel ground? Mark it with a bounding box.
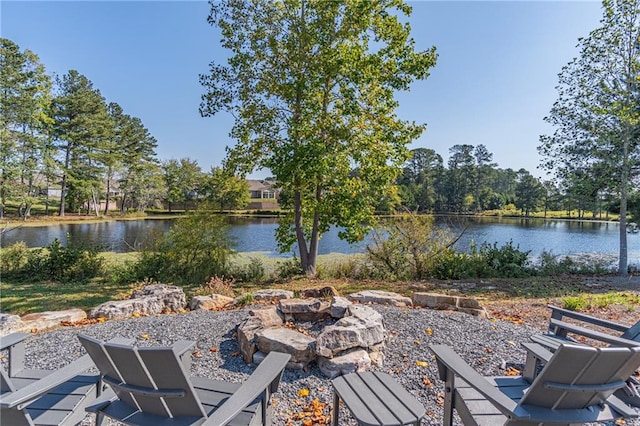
[16,305,640,425]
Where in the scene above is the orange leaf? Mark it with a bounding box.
[298,388,310,397]
[209,347,218,352]
[425,328,433,335]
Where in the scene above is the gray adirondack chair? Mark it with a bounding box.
[531,305,640,350]
[430,342,640,425]
[0,332,104,426]
[77,333,291,426]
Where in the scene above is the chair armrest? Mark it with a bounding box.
[547,305,628,332]
[202,352,291,425]
[173,340,195,372]
[429,345,527,419]
[550,319,640,347]
[0,333,31,377]
[0,333,31,351]
[0,354,94,410]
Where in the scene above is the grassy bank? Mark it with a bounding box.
[2,250,638,315]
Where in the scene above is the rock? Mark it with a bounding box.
[131,284,186,312]
[330,297,352,319]
[189,294,234,311]
[0,314,25,336]
[348,290,412,307]
[316,306,385,358]
[21,309,86,331]
[253,289,294,302]
[300,286,340,298]
[278,298,330,321]
[457,307,488,319]
[236,317,265,364]
[89,298,164,320]
[412,293,458,310]
[255,327,316,365]
[318,349,371,379]
[249,307,284,327]
[457,297,481,309]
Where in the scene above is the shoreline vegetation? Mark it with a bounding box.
[0,208,622,229]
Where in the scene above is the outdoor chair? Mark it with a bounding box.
[77,333,291,426]
[429,342,640,425]
[0,332,106,426]
[530,304,640,406]
[531,304,640,350]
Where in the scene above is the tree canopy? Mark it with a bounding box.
[539,0,640,275]
[201,0,437,274]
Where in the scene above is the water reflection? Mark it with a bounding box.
[1,216,638,261]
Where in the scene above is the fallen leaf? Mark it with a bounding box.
[413,340,421,345]
[421,375,433,387]
[425,328,433,335]
[298,388,310,397]
[132,312,140,318]
[193,350,202,358]
[140,333,150,340]
[485,348,493,353]
[209,347,218,352]
[416,360,429,367]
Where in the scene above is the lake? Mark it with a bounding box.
[1,216,639,264]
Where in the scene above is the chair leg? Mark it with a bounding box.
[332,391,340,426]
[443,368,455,426]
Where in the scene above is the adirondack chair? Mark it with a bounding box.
[531,305,640,350]
[77,333,291,426]
[430,342,640,425]
[0,332,107,426]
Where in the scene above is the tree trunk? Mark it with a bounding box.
[293,190,311,273]
[618,132,630,277]
[104,176,111,215]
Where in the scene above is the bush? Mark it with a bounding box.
[478,241,531,278]
[231,257,265,283]
[0,241,30,275]
[276,256,304,280]
[4,238,105,283]
[366,213,456,280]
[131,210,235,285]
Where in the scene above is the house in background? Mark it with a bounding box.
[246,179,281,210]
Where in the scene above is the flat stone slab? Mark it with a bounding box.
[190,294,234,311]
[0,314,26,336]
[21,308,86,331]
[255,327,316,364]
[318,349,371,379]
[348,290,412,307]
[412,292,487,318]
[278,298,330,320]
[253,289,294,302]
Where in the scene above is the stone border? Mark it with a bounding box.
[0,285,487,337]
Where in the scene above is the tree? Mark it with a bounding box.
[201,0,436,274]
[52,70,112,216]
[201,167,249,211]
[0,38,52,218]
[397,148,443,212]
[472,144,496,211]
[539,0,640,275]
[443,144,475,211]
[162,158,203,212]
[515,168,544,217]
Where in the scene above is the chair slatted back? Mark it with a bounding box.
[103,342,170,417]
[621,321,640,341]
[77,334,138,409]
[521,344,640,409]
[137,346,207,418]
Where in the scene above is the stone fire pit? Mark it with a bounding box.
[236,296,386,378]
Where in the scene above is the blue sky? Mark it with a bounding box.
[1,1,603,179]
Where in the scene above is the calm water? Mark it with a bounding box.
[2,216,639,263]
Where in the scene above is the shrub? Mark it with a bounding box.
[200,276,236,297]
[231,257,265,283]
[478,240,531,278]
[131,210,235,285]
[366,213,456,280]
[276,256,304,280]
[0,241,30,275]
[42,238,104,282]
[235,292,254,306]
